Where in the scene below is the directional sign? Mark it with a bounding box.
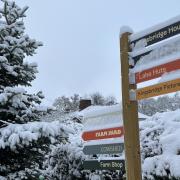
[83,143,124,155]
[82,127,124,141]
[130,36,180,65]
[135,59,180,83]
[83,159,125,170]
[130,18,180,48]
[136,78,180,100]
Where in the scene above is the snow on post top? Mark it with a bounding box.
[120,26,133,37]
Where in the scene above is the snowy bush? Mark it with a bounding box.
[43,143,87,180]
[0,121,73,179]
[140,109,180,180]
[138,93,180,116]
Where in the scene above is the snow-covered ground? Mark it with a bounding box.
[140,109,180,179]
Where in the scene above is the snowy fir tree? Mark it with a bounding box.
[0,0,53,127]
[0,1,72,179]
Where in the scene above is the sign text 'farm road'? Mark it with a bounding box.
[82,127,124,141]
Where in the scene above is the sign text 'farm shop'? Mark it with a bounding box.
[83,160,125,170]
[135,59,180,83]
[82,127,124,141]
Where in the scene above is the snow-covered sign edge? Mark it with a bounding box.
[130,15,180,41]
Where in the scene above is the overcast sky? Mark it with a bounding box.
[14,0,180,104]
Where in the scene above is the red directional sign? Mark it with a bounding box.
[82,127,124,141]
[135,59,180,83]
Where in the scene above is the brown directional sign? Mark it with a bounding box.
[136,78,180,100]
[131,20,180,48]
[135,59,180,83]
[82,127,124,141]
[83,143,124,155]
[83,159,125,170]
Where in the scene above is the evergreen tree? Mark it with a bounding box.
[0,0,51,127]
[0,1,64,179]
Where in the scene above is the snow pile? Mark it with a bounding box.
[119,26,133,37]
[140,109,180,179]
[159,70,180,83]
[0,121,74,150]
[79,104,122,119]
[130,43,180,73]
[131,38,147,51]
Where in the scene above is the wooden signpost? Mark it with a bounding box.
[120,16,180,180]
[83,159,125,170]
[120,33,142,180]
[82,126,124,141]
[82,15,180,180]
[83,143,124,155]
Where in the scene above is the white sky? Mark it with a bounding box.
[14,0,180,105]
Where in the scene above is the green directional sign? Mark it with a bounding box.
[83,143,124,155]
[83,159,125,170]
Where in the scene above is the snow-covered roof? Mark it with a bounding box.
[79,104,148,120]
[79,104,122,119]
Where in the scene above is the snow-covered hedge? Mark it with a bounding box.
[44,143,86,180]
[0,121,74,179]
[140,109,180,180]
[0,121,73,150]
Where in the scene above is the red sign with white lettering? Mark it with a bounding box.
[135,59,180,83]
[82,127,124,141]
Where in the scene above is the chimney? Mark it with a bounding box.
[79,99,91,111]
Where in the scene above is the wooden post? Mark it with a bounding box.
[120,32,142,180]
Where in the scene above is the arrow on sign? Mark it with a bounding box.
[82,127,124,141]
[83,143,124,155]
[83,159,125,170]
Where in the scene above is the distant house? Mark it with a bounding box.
[78,103,148,130]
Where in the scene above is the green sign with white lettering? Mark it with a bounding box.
[83,143,124,155]
[83,159,125,170]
